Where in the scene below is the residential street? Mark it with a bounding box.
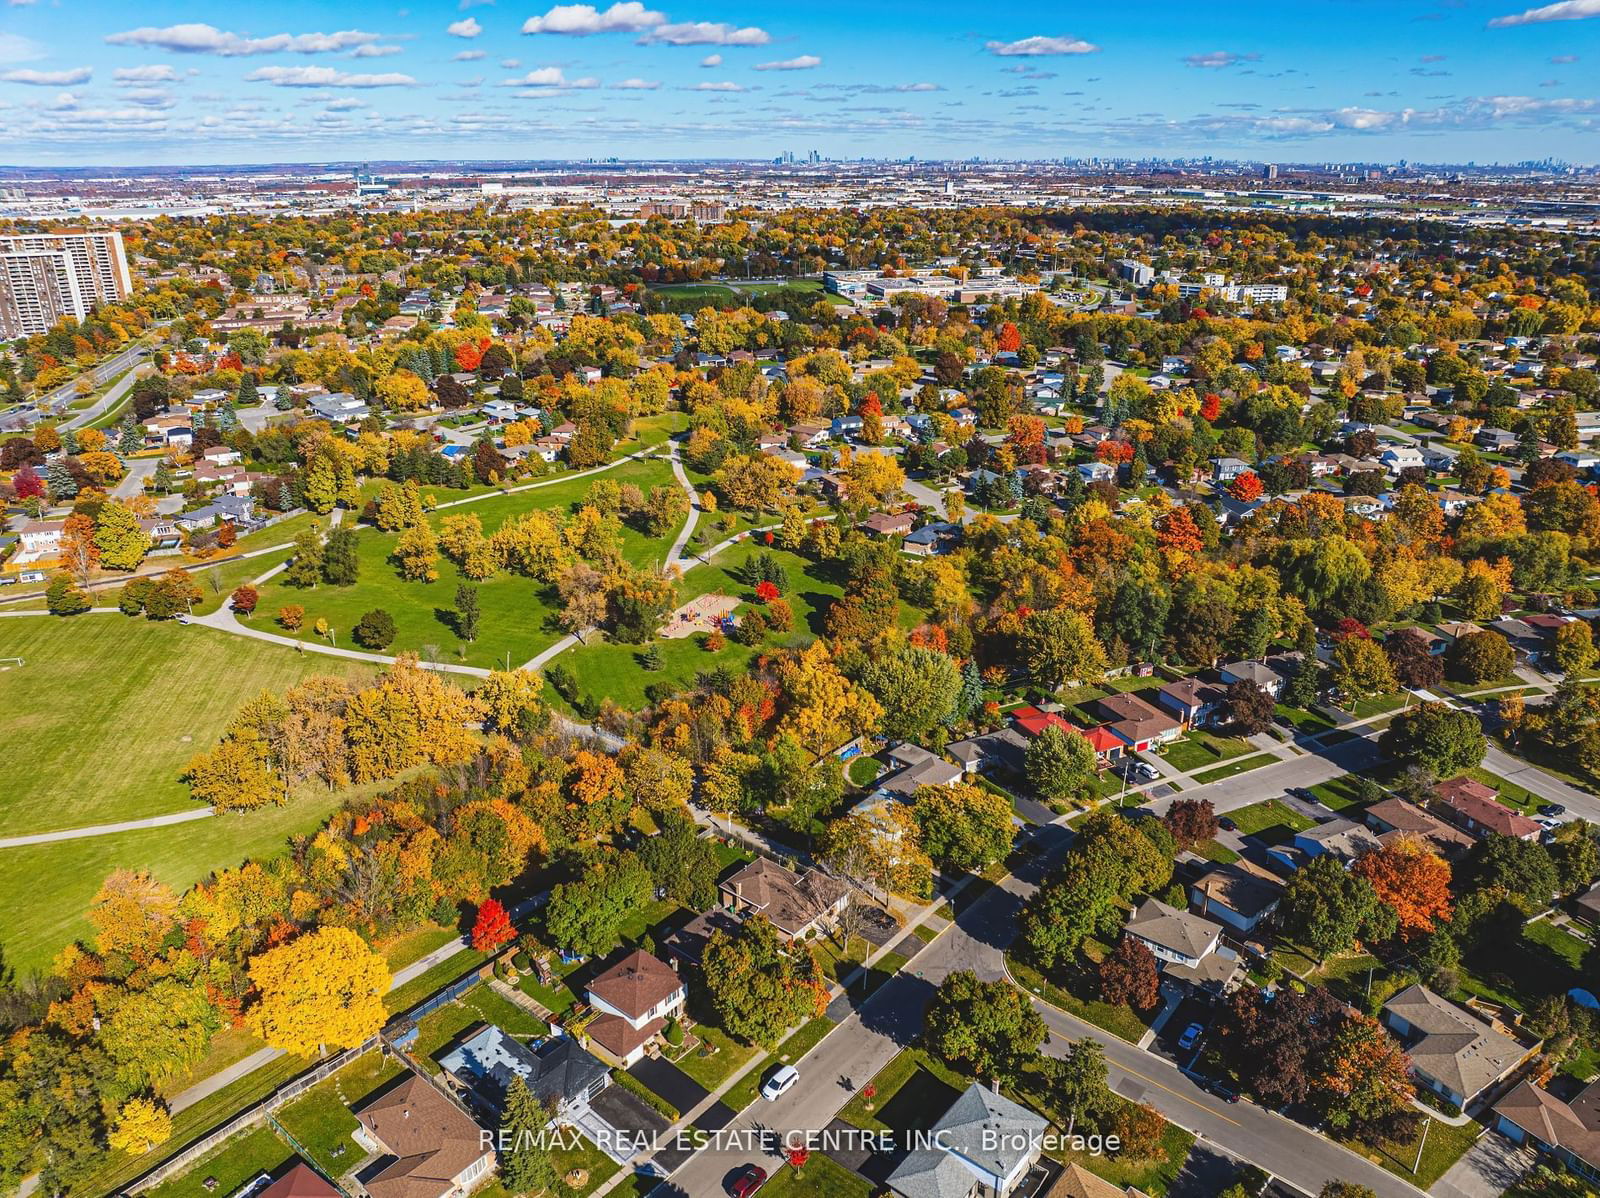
[654,825,1423,1198]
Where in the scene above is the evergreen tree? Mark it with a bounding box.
[322,527,360,586]
[60,428,78,455]
[117,419,141,455]
[498,1078,557,1195]
[455,583,480,643]
[237,372,259,405]
[45,462,78,500]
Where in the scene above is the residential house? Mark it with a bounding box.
[661,907,743,968]
[352,1074,494,1198]
[1431,777,1542,841]
[873,742,964,799]
[583,950,686,1066]
[1477,427,1518,452]
[1379,445,1426,475]
[858,511,916,539]
[885,1083,1048,1198]
[257,1164,341,1198]
[139,517,182,551]
[1076,460,1116,485]
[1381,984,1534,1109]
[1122,898,1238,991]
[1573,884,1600,928]
[788,421,831,448]
[1189,861,1284,936]
[1218,659,1285,700]
[946,726,1031,777]
[307,392,370,424]
[1362,799,1475,860]
[200,445,243,468]
[1096,693,1181,751]
[1489,617,1549,665]
[1156,678,1228,730]
[1046,1165,1150,1198]
[720,858,849,941]
[438,1024,609,1121]
[1211,457,1251,483]
[902,521,963,557]
[10,519,64,566]
[1268,819,1382,871]
[1494,1079,1600,1184]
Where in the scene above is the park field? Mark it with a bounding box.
[0,614,378,835]
[555,539,925,711]
[247,455,677,670]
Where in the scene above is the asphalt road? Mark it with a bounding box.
[657,825,1422,1198]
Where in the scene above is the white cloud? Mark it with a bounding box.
[521,2,664,34]
[106,24,385,56]
[1551,53,1580,62]
[113,64,180,82]
[0,32,46,63]
[499,66,598,88]
[1183,51,1260,69]
[644,21,771,46]
[1,66,93,85]
[699,53,721,67]
[753,55,820,71]
[611,76,661,88]
[501,57,522,67]
[896,81,942,91]
[453,49,487,60]
[245,65,419,87]
[325,97,365,110]
[350,44,404,57]
[122,87,176,108]
[447,17,483,37]
[1489,0,1600,25]
[8,0,38,7]
[689,80,744,90]
[984,35,1099,57]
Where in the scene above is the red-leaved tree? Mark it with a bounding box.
[1099,936,1160,1011]
[1228,471,1264,502]
[230,585,258,616]
[471,898,516,953]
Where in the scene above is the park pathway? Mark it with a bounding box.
[0,807,215,849]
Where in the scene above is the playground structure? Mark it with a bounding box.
[660,593,740,639]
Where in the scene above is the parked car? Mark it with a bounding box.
[1178,1023,1204,1051]
[1217,816,1237,832]
[1539,803,1567,817]
[760,1066,799,1101]
[730,1166,768,1198]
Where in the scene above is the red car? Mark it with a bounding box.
[730,1165,768,1198]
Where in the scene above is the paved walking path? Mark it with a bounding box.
[0,807,216,848]
[662,446,701,573]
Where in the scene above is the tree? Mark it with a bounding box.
[638,810,721,910]
[323,527,360,585]
[923,971,1046,1084]
[543,853,652,957]
[1448,631,1514,684]
[393,519,439,582]
[1385,629,1444,689]
[455,583,481,642]
[1021,852,1118,969]
[1099,936,1160,1011]
[93,501,150,571]
[498,1077,559,1196]
[1215,983,1347,1107]
[1317,1012,1415,1136]
[1350,837,1452,937]
[1050,1037,1115,1125]
[476,668,545,735]
[283,529,324,587]
[913,783,1015,871]
[1111,1103,1167,1160]
[1164,798,1219,851]
[1380,703,1486,777]
[1467,834,1561,909]
[44,575,90,616]
[1018,607,1108,690]
[1025,724,1099,802]
[231,584,258,616]
[98,977,220,1090]
[1226,679,1275,734]
[184,735,280,812]
[352,609,397,650]
[858,645,962,741]
[702,914,826,1046]
[1279,854,1391,964]
[245,926,390,1056]
[471,898,517,953]
[1229,471,1264,502]
[278,604,305,631]
[1320,1184,1379,1198]
[108,1098,172,1156]
[1554,621,1597,676]
[1331,636,1397,705]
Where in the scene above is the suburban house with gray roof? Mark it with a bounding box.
[1493,1078,1600,1184]
[1122,898,1238,991]
[885,1083,1049,1198]
[1381,984,1536,1109]
[720,857,849,941]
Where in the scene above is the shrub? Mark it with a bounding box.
[664,1016,684,1047]
[277,604,305,631]
[352,608,397,650]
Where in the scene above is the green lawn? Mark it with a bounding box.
[722,1016,837,1111]
[191,548,296,614]
[1274,704,1339,734]
[0,615,377,835]
[249,457,676,671]
[1307,769,1396,812]
[671,1019,762,1092]
[406,983,548,1070]
[759,1155,873,1198]
[848,756,885,787]
[143,1125,297,1198]
[1161,731,1253,774]
[556,540,922,711]
[1341,1115,1483,1189]
[1189,753,1276,785]
[273,1051,405,1176]
[1224,799,1315,844]
[1006,954,1152,1044]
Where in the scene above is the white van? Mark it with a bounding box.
[760,1065,799,1101]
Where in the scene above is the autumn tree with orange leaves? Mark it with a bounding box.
[1229,471,1264,502]
[1156,507,1205,555]
[1350,837,1451,938]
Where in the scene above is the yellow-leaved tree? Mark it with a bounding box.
[109,1097,173,1156]
[245,926,390,1057]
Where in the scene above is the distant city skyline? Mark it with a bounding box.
[1,0,1599,164]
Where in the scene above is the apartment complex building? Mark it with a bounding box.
[0,231,132,338]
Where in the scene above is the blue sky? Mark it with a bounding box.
[1,0,1599,165]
